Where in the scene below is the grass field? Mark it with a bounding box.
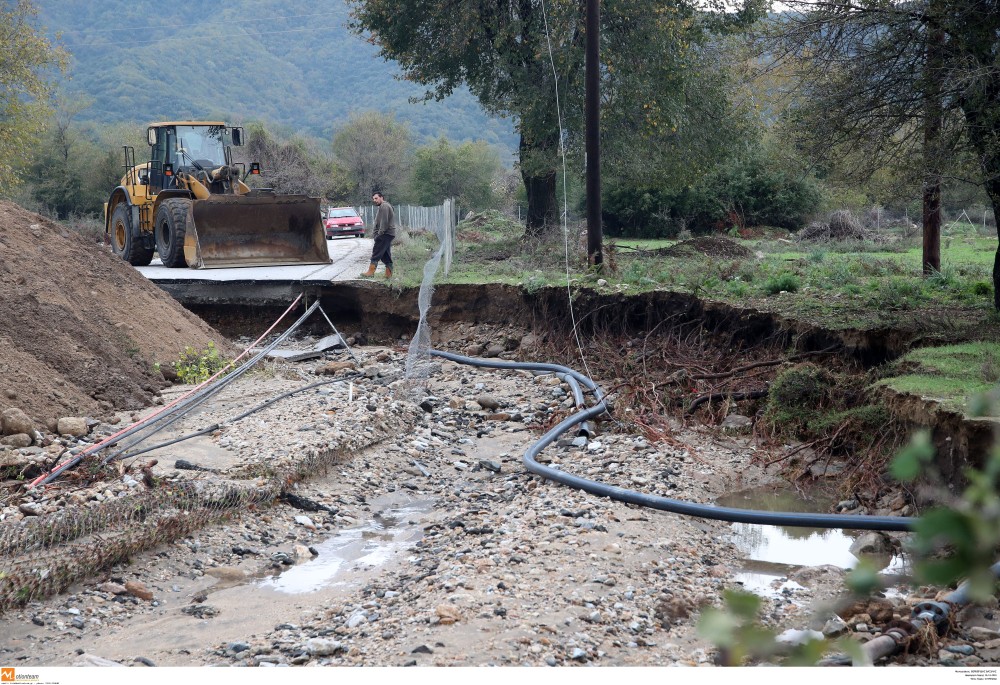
[396,215,998,331]
[390,213,1000,415]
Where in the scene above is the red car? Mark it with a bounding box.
[323,206,365,238]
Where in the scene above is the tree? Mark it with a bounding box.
[0,0,65,192]
[409,137,503,208]
[331,111,412,204]
[762,0,1000,305]
[26,104,139,218]
[349,0,764,236]
[239,122,333,197]
[30,99,89,218]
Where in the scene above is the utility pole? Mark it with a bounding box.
[585,0,602,267]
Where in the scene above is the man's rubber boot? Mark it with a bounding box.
[359,263,376,278]
[385,266,393,279]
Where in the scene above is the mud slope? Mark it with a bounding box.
[0,201,234,424]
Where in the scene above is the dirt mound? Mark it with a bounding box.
[0,201,233,426]
[660,236,754,259]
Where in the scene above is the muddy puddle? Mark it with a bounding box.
[717,485,909,599]
[259,497,435,594]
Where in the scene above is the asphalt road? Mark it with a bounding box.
[135,237,373,283]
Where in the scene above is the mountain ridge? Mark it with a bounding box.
[36,0,516,154]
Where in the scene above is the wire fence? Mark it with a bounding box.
[358,199,461,235]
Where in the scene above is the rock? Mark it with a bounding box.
[17,503,41,516]
[73,654,125,667]
[294,544,313,563]
[2,408,34,436]
[181,604,219,619]
[294,515,316,529]
[837,597,894,624]
[305,638,344,656]
[1,434,32,448]
[969,626,1000,641]
[478,459,502,473]
[484,345,504,358]
[476,394,501,410]
[849,532,893,557]
[56,417,89,437]
[435,604,461,624]
[788,564,846,586]
[822,616,849,638]
[720,414,752,431]
[946,644,976,656]
[98,582,127,595]
[124,580,153,601]
[316,361,355,375]
[205,567,246,582]
[347,611,368,628]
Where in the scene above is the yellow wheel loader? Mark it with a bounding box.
[104,122,330,268]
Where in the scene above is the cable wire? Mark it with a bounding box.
[539,0,596,385]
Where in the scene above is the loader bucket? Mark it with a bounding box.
[183,193,330,269]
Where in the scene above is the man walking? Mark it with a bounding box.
[360,191,397,278]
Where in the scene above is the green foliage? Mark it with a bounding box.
[409,137,503,209]
[889,430,935,482]
[901,446,1000,602]
[845,559,884,597]
[28,103,131,217]
[332,111,413,204]
[763,272,800,294]
[0,0,66,192]
[602,149,823,237]
[350,0,765,232]
[698,589,849,666]
[174,342,228,385]
[698,151,824,230]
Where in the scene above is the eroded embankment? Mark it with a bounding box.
[193,284,919,362]
[185,283,992,481]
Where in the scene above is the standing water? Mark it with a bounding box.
[717,485,909,598]
[259,498,435,594]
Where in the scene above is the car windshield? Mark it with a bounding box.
[175,125,226,167]
[328,208,359,218]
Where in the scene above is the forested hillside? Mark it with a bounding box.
[35,0,515,152]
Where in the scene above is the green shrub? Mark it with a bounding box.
[763,272,800,294]
[175,342,228,384]
[971,280,993,297]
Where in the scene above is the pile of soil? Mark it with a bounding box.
[0,201,233,427]
[660,236,754,259]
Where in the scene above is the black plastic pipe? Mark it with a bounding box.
[431,349,915,532]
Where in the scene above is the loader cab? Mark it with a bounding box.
[147,122,239,193]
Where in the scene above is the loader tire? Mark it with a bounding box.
[110,203,153,266]
[154,198,191,268]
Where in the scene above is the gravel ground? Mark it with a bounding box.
[1,341,997,668]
